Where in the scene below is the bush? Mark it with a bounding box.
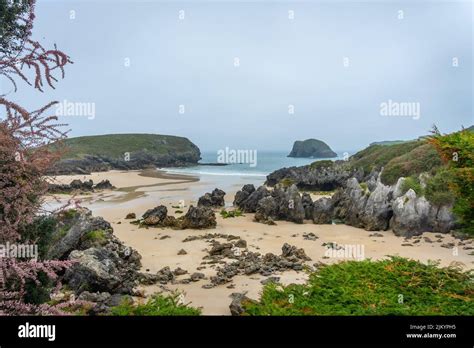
[424,169,456,206]
[111,293,201,316]
[400,176,423,196]
[83,229,107,245]
[428,128,474,234]
[242,257,474,315]
[310,160,334,170]
[220,209,243,218]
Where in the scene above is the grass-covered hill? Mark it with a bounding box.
[349,140,442,185]
[49,133,201,174]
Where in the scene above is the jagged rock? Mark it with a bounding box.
[234,185,270,213]
[265,162,363,191]
[155,266,174,283]
[209,242,234,257]
[177,249,187,255]
[229,293,254,316]
[94,179,115,190]
[65,246,141,294]
[391,189,456,237]
[142,205,168,226]
[312,197,334,224]
[198,188,226,208]
[233,184,256,207]
[254,185,305,224]
[302,232,318,241]
[254,196,278,223]
[301,193,313,220]
[181,205,216,229]
[281,243,311,261]
[47,208,113,259]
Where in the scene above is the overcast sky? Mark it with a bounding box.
[3,0,473,152]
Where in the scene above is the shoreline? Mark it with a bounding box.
[44,169,474,315]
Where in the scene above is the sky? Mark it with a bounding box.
[2,0,473,152]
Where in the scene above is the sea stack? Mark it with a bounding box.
[288,139,337,158]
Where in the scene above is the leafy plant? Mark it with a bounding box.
[111,293,201,316]
[243,257,474,315]
[220,209,243,218]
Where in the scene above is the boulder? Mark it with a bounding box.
[311,197,334,224]
[197,188,226,208]
[181,205,216,229]
[301,193,313,220]
[142,205,168,226]
[234,186,270,213]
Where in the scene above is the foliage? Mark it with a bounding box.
[57,134,198,160]
[0,0,73,315]
[400,176,423,196]
[0,0,32,56]
[220,209,243,218]
[111,293,201,316]
[424,169,456,206]
[243,257,474,315]
[310,160,334,170]
[83,230,107,245]
[428,128,474,234]
[349,140,442,185]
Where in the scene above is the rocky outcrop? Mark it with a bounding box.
[391,189,455,237]
[197,188,226,208]
[234,185,270,213]
[332,176,393,231]
[288,138,337,158]
[48,134,201,175]
[311,197,334,224]
[46,208,142,296]
[140,204,216,229]
[265,161,363,191]
[208,243,311,287]
[48,179,115,193]
[254,185,305,224]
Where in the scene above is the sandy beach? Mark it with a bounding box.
[45,170,474,315]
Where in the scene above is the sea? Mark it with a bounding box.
[160,150,352,195]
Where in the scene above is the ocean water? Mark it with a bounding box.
[161,151,350,195]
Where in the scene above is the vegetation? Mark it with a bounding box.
[424,169,456,206]
[428,127,474,234]
[0,0,32,56]
[111,293,201,316]
[83,230,108,245]
[243,257,474,315]
[58,134,198,160]
[220,209,243,218]
[310,160,335,170]
[400,176,423,196]
[279,178,295,188]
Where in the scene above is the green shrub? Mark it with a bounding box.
[19,215,57,259]
[400,176,423,196]
[111,293,201,316]
[428,129,474,234]
[220,209,243,218]
[310,160,334,170]
[242,257,474,315]
[83,230,107,245]
[424,169,456,206]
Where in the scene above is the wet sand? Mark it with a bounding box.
[45,170,474,315]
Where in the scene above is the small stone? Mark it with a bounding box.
[125,213,136,219]
[177,249,187,255]
[401,243,413,247]
[190,272,205,282]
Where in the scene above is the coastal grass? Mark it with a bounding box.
[56,134,197,159]
[111,293,201,316]
[349,140,442,185]
[242,257,474,316]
